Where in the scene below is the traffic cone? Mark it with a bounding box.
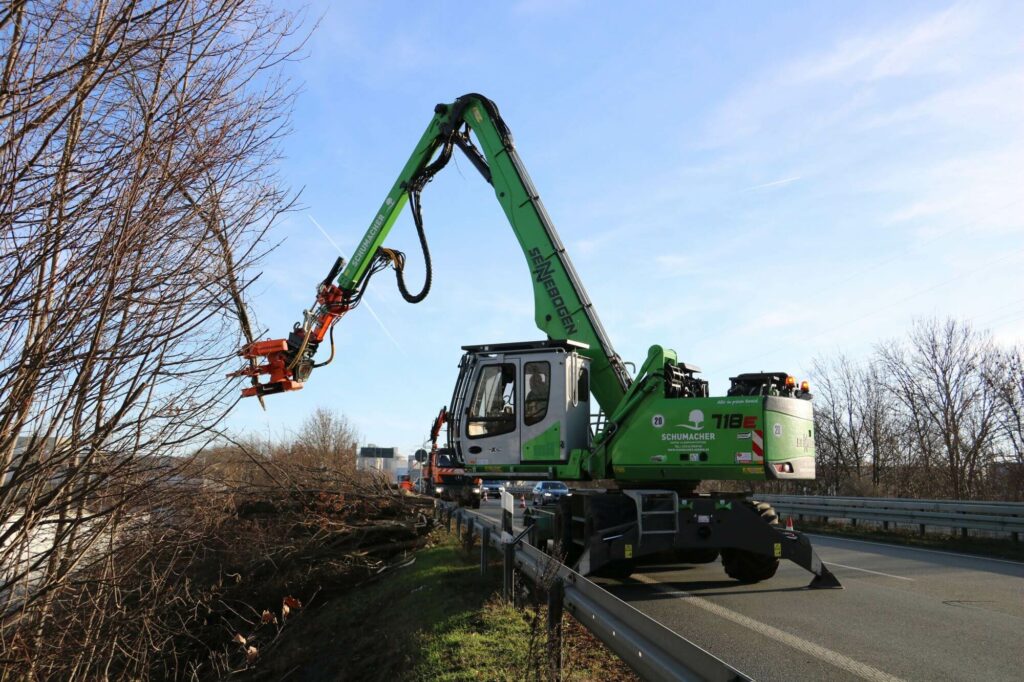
[786,516,794,531]
[519,494,526,509]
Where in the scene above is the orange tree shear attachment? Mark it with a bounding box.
[231,339,303,398]
[229,259,352,397]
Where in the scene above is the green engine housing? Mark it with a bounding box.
[452,341,815,486]
[605,393,815,483]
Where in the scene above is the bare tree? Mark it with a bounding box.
[991,347,1024,462]
[856,360,901,491]
[877,319,1002,499]
[0,1,303,677]
[810,354,871,495]
[805,319,1019,500]
[283,407,360,474]
[988,346,1024,499]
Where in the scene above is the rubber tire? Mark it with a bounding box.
[721,501,780,583]
[594,559,636,580]
[721,548,779,583]
[673,547,720,564]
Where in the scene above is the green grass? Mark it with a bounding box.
[245,529,636,681]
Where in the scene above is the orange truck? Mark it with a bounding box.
[415,408,483,508]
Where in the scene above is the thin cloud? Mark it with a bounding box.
[706,3,989,145]
[781,3,982,84]
[744,176,801,191]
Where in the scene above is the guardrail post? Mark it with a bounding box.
[919,523,926,536]
[503,542,514,601]
[546,578,564,681]
[455,511,462,537]
[445,507,452,533]
[882,520,889,531]
[464,517,475,551]
[1013,531,1019,544]
[961,527,968,540]
[480,526,490,575]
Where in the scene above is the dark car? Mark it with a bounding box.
[481,480,504,499]
[531,481,570,506]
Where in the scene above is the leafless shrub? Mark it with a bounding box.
[277,407,360,477]
[0,0,306,677]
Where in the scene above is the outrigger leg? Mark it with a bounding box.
[775,527,843,589]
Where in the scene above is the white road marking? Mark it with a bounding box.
[826,562,914,581]
[634,574,906,682]
[806,534,1024,567]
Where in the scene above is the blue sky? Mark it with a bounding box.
[229,1,1024,454]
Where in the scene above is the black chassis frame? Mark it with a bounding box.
[530,491,841,589]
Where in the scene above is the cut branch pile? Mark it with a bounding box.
[176,472,437,677]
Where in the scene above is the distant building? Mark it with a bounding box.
[356,445,407,483]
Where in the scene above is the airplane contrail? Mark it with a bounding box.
[307,214,405,354]
[745,176,801,191]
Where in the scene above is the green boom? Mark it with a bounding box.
[337,94,631,414]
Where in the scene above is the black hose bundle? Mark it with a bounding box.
[395,189,432,303]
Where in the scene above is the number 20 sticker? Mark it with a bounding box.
[652,414,665,428]
[773,423,783,437]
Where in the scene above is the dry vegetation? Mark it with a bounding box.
[3,400,435,679]
[0,1,384,678]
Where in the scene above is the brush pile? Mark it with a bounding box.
[3,457,436,680]
[183,468,436,676]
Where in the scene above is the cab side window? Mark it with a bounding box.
[467,364,516,438]
[524,361,550,426]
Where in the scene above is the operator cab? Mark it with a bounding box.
[449,340,591,467]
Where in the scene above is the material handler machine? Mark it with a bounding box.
[234,94,841,588]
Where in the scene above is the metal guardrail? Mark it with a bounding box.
[435,500,749,682]
[761,494,1024,540]
[496,484,532,497]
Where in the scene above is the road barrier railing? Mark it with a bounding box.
[761,494,1024,541]
[497,484,532,496]
[434,499,749,682]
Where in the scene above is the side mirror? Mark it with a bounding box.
[414,448,428,463]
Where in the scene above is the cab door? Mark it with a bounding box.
[519,355,566,462]
[460,357,521,467]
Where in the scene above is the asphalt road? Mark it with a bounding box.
[473,498,1024,682]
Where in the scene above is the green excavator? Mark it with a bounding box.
[234,93,841,588]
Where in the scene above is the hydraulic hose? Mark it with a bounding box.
[395,190,432,303]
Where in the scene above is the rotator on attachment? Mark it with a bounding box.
[228,257,351,397]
